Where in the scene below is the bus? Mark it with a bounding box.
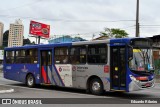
[3,38,154,95]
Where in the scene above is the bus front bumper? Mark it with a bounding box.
[129,79,155,91]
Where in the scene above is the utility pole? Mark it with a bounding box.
[135,0,140,37]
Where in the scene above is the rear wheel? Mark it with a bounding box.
[89,78,104,95]
[26,74,35,88]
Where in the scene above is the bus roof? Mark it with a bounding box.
[5,37,147,50]
[5,39,110,50]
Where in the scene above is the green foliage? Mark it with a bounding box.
[3,30,33,46]
[0,46,4,49]
[31,41,36,45]
[100,32,109,37]
[100,28,128,38]
[23,38,31,45]
[3,30,9,47]
[111,28,128,38]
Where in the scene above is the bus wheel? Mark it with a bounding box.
[26,74,35,88]
[89,78,103,95]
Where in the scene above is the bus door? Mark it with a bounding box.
[40,50,52,84]
[110,47,126,91]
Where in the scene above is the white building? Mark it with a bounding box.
[0,22,4,46]
[8,19,24,47]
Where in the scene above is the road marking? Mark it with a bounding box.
[0,84,105,97]
[138,90,160,94]
[0,88,14,93]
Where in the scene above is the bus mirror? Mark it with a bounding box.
[128,46,133,61]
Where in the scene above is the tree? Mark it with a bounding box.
[100,28,128,38]
[31,41,36,45]
[111,28,128,38]
[23,38,31,45]
[3,30,9,47]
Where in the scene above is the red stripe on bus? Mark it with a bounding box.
[41,66,47,83]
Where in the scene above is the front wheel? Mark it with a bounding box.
[89,78,104,95]
[26,74,35,88]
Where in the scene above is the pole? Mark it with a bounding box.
[38,36,40,44]
[136,0,139,37]
[36,37,37,44]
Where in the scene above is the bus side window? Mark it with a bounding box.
[87,44,107,64]
[15,50,25,63]
[70,46,86,64]
[27,49,38,64]
[6,51,15,64]
[54,47,69,64]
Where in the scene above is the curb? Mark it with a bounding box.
[0,89,14,94]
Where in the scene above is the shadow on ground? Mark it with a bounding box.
[6,83,155,99]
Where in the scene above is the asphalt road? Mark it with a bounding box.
[0,73,160,107]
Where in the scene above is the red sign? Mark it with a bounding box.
[104,66,109,73]
[29,20,50,38]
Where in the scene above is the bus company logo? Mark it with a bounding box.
[72,66,76,71]
[21,65,28,72]
[59,67,62,72]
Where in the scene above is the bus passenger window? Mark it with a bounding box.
[41,51,47,66]
[70,46,86,64]
[15,50,25,63]
[6,51,15,64]
[26,49,38,64]
[54,47,69,64]
[88,44,107,64]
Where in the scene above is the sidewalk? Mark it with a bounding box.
[0,72,14,94]
[0,85,14,94]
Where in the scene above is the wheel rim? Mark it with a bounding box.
[28,76,33,86]
[92,81,101,92]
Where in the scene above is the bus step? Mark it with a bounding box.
[110,89,126,92]
[40,83,52,86]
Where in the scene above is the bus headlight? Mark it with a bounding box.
[130,75,139,82]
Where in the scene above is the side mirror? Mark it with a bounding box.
[128,45,133,61]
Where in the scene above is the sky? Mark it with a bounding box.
[0,0,160,43]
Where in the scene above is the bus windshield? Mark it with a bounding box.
[129,48,154,73]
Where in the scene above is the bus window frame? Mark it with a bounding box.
[5,50,15,64]
[87,43,108,64]
[54,46,69,64]
[70,45,87,64]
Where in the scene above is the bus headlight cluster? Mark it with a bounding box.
[130,75,139,82]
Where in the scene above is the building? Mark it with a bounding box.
[148,35,160,75]
[48,35,86,44]
[0,50,4,67]
[0,22,4,46]
[8,19,24,47]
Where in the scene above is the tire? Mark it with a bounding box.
[89,78,104,95]
[26,74,35,88]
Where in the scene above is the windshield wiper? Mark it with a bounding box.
[133,54,138,66]
[137,47,146,65]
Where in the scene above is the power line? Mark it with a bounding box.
[48,25,135,39]
[0,14,135,22]
[0,0,43,12]
[140,27,160,28]
[141,25,160,26]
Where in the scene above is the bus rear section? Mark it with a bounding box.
[3,48,40,87]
